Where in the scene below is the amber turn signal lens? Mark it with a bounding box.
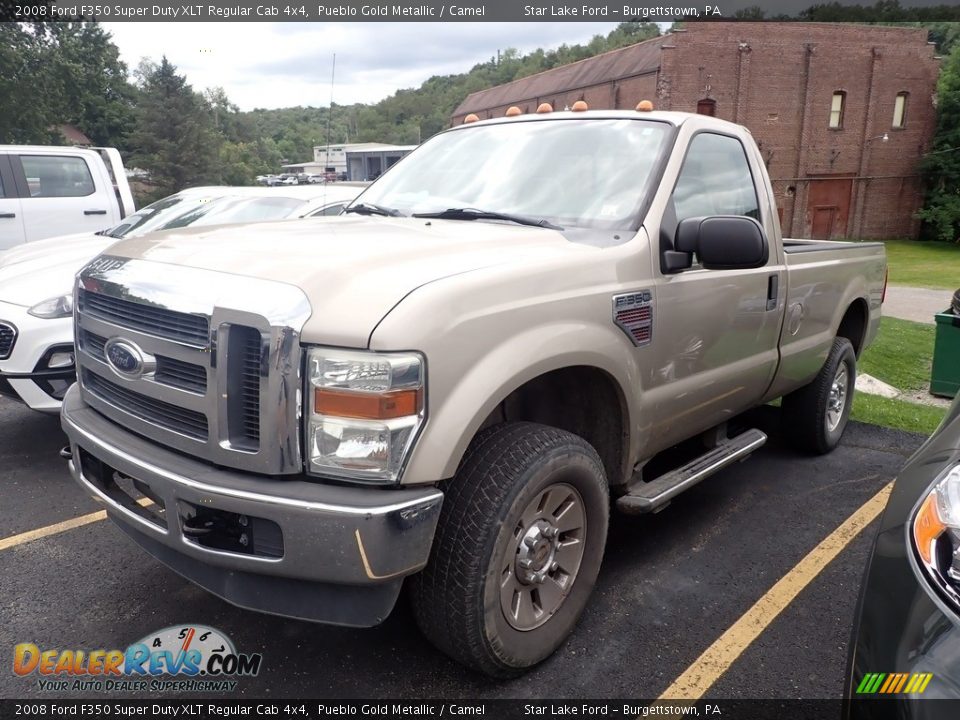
[914,493,947,565]
[315,387,421,420]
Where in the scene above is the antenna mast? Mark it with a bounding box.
[324,53,336,180]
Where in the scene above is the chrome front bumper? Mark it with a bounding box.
[60,385,443,626]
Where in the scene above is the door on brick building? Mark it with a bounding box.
[811,206,838,239]
[806,178,853,239]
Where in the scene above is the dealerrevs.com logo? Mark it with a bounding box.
[13,625,262,693]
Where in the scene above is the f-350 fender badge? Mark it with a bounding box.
[613,290,653,347]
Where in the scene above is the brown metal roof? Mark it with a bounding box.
[55,124,92,146]
[453,34,667,116]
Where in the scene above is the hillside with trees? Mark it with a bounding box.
[0,20,659,201]
[3,8,960,236]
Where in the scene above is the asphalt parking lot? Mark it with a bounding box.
[0,395,925,700]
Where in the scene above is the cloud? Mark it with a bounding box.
[102,22,623,109]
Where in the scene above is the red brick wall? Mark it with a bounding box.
[659,23,938,239]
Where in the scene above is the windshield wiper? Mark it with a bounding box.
[412,208,563,231]
[343,202,403,217]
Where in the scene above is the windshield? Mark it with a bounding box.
[356,118,670,230]
[103,194,307,238]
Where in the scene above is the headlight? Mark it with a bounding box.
[912,464,960,605]
[306,348,425,483]
[28,294,73,319]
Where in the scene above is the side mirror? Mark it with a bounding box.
[668,215,769,272]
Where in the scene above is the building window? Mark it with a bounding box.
[829,91,846,129]
[697,98,716,116]
[893,92,908,128]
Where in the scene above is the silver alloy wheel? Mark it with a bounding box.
[499,482,587,631]
[826,363,849,432]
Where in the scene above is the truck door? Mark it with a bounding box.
[646,131,783,450]
[0,155,26,250]
[14,153,116,242]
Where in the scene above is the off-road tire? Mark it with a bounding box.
[782,337,857,455]
[951,287,960,315]
[409,422,609,677]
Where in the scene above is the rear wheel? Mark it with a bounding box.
[409,422,608,677]
[782,337,856,454]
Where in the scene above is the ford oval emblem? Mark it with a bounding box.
[103,338,155,379]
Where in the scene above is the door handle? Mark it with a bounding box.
[766,274,779,311]
[0,213,15,219]
[84,209,107,215]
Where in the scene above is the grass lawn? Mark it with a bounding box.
[851,394,946,436]
[850,316,948,434]
[857,317,935,393]
[882,239,960,290]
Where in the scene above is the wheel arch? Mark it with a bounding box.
[474,365,631,488]
[400,323,639,487]
[836,298,869,358]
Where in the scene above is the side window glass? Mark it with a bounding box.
[0,172,5,198]
[20,155,95,198]
[671,133,760,222]
[320,203,346,216]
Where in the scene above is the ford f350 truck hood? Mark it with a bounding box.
[100,215,596,347]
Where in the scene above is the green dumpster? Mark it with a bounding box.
[931,310,960,399]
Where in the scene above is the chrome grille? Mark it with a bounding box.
[155,357,207,394]
[79,289,209,345]
[81,329,207,395]
[227,325,262,450]
[83,370,209,441]
[79,329,107,361]
[75,256,310,475]
[0,322,15,359]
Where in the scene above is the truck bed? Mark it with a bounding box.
[783,238,885,254]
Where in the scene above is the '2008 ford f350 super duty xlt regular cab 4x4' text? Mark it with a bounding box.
[61,108,886,676]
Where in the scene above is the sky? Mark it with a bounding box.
[102,22,626,110]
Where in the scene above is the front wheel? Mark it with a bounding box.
[409,422,609,677]
[782,337,857,454]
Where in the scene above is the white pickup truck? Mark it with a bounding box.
[0,145,135,249]
[62,109,887,676]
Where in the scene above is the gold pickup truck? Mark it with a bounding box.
[61,109,887,676]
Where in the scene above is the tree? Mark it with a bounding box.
[128,57,218,199]
[48,22,137,149]
[0,21,135,147]
[0,23,63,144]
[918,43,960,242]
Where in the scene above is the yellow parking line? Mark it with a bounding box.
[658,482,893,701]
[0,499,153,552]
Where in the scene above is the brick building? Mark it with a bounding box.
[452,23,941,240]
